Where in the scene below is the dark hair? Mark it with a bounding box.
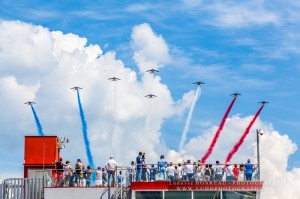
[139,152,142,155]
[216,160,219,164]
[66,161,70,164]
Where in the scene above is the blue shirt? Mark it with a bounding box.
[150,168,156,180]
[136,155,143,169]
[244,162,253,174]
[157,159,168,172]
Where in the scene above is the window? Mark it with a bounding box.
[223,191,256,199]
[194,191,221,199]
[136,191,162,199]
[165,191,191,199]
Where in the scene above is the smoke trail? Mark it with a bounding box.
[112,82,120,158]
[179,86,200,152]
[30,105,45,136]
[201,97,237,163]
[225,104,265,163]
[76,90,95,168]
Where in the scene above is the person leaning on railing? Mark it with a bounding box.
[105,156,118,186]
[54,157,67,187]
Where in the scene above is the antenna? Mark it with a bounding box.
[58,137,69,149]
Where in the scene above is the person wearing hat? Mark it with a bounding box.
[95,166,103,187]
[105,156,118,186]
[55,157,67,187]
[166,162,175,182]
[224,162,233,181]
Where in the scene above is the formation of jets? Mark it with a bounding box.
[24,101,36,105]
[108,77,121,81]
[70,86,82,91]
[26,79,269,105]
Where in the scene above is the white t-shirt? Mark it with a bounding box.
[63,165,72,176]
[106,159,118,171]
[166,166,175,176]
[184,164,194,174]
[177,166,183,178]
[224,166,233,176]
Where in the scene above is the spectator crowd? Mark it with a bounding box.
[54,152,257,187]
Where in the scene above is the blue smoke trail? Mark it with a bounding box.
[76,90,95,168]
[30,105,45,136]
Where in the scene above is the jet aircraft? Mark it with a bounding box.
[108,77,121,81]
[231,93,241,97]
[70,86,82,91]
[146,69,159,74]
[193,81,205,86]
[259,101,269,104]
[24,101,36,105]
[145,94,157,98]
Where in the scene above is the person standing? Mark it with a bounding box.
[238,164,245,181]
[75,159,84,186]
[128,161,135,185]
[102,168,107,186]
[224,162,233,181]
[184,160,194,181]
[177,163,183,181]
[55,157,67,187]
[106,156,118,186]
[150,164,157,181]
[95,167,103,187]
[85,165,93,187]
[136,152,143,181]
[166,162,175,182]
[63,160,72,186]
[214,161,223,181]
[232,164,239,181]
[157,155,168,180]
[209,164,214,181]
[203,164,211,182]
[244,159,254,181]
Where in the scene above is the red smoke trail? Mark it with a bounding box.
[201,97,237,163]
[225,104,265,164]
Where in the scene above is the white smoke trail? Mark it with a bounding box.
[112,81,121,158]
[179,86,201,153]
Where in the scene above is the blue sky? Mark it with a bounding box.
[0,0,300,185]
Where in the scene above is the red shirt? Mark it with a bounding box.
[233,167,239,177]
